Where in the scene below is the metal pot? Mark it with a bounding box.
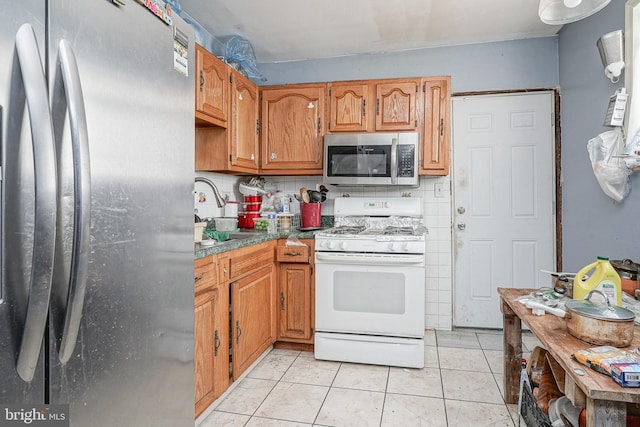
[611,258,639,295]
[565,290,635,347]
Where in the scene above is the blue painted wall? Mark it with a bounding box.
[257,38,559,92]
[559,0,640,271]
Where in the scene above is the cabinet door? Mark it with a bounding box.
[231,264,276,379]
[194,282,229,417]
[375,81,419,131]
[421,77,451,175]
[278,263,313,342]
[260,85,325,173]
[195,44,228,126]
[328,83,369,132]
[229,71,259,171]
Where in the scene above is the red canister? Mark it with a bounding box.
[238,212,261,228]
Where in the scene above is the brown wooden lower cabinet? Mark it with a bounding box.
[195,238,317,417]
[276,239,315,345]
[194,256,229,418]
[231,263,277,380]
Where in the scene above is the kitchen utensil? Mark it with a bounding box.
[307,190,323,203]
[611,259,640,295]
[214,217,238,232]
[525,289,635,347]
[565,290,635,347]
[300,187,310,203]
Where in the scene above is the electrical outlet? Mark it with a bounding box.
[435,183,444,198]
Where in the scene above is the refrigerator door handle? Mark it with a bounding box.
[14,24,58,382]
[57,39,91,364]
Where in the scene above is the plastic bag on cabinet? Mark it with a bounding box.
[587,127,630,202]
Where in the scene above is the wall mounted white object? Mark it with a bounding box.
[539,0,612,24]
[597,30,625,83]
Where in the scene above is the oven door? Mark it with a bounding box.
[315,252,425,337]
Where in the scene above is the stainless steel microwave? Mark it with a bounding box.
[323,132,419,186]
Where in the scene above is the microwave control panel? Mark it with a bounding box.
[398,145,415,177]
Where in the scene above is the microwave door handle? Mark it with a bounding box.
[14,23,58,382]
[57,39,91,364]
[390,137,398,184]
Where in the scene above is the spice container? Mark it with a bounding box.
[277,213,294,232]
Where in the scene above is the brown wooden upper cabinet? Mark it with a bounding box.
[327,79,420,133]
[195,68,260,174]
[420,77,451,175]
[260,84,325,174]
[227,71,260,171]
[195,45,229,127]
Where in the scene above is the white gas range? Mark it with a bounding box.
[314,197,427,368]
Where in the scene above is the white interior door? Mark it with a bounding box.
[453,92,556,328]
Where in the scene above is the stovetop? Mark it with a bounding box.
[315,197,427,254]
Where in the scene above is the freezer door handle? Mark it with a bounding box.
[57,39,91,364]
[14,24,58,382]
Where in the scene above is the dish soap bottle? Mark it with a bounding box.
[573,256,622,305]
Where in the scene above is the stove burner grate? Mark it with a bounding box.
[382,226,415,235]
[329,225,366,235]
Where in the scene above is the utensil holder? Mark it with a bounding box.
[300,203,321,228]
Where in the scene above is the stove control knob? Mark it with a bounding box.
[401,242,409,252]
[339,241,347,250]
[326,241,336,250]
[384,201,392,208]
[389,242,400,252]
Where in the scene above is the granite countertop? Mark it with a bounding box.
[194,215,333,259]
[194,229,322,258]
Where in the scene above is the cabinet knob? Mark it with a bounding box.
[271,152,277,160]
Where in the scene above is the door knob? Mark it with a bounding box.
[457,223,466,230]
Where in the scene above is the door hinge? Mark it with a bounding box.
[328,88,331,97]
[230,74,234,84]
[440,118,444,136]
[229,154,233,162]
[362,99,366,117]
[310,265,313,276]
[280,292,285,310]
[416,85,419,93]
[422,83,426,92]
[376,98,380,115]
[317,117,321,134]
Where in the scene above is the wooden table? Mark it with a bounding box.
[499,287,640,427]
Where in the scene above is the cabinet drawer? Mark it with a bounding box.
[195,256,217,290]
[276,245,310,263]
[228,241,275,281]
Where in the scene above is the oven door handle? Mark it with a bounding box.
[315,253,424,265]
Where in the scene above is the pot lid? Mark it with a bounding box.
[611,258,640,274]
[566,298,635,322]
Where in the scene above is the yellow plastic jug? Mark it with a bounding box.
[573,256,622,306]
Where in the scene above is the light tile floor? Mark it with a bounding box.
[199,329,542,427]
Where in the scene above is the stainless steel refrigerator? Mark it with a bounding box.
[1,1,196,425]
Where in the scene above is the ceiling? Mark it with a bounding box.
[178,0,562,63]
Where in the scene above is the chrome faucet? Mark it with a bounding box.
[195,177,227,208]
